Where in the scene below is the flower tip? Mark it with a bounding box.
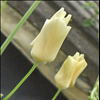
[60,7,64,10]
[67,26,72,30]
[68,14,72,18]
[30,42,34,48]
[30,43,33,47]
[75,52,80,55]
[65,14,72,25]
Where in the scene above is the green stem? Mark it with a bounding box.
[90,87,97,99]
[94,76,99,88]
[3,62,39,100]
[0,0,41,55]
[0,0,7,14]
[52,89,61,100]
[91,76,99,98]
[88,75,99,100]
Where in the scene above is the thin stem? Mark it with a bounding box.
[0,0,7,14]
[91,75,99,98]
[90,87,97,99]
[94,75,99,88]
[3,62,39,100]
[88,75,99,100]
[0,0,41,55]
[52,89,61,100]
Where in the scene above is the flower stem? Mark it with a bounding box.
[52,89,61,100]
[88,75,99,100]
[3,62,39,100]
[0,0,41,55]
[0,0,7,14]
[94,75,99,88]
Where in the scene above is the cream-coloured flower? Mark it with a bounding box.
[54,52,87,89]
[30,7,72,63]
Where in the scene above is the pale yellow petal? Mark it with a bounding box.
[73,52,80,61]
[54,56,77,89]
[61,14,72,25]
[51,7,66,20]
[30,7,72,63]
[70,59,87,87]
[31,18,71,62]
[30,19,50,48]
[79,54,84,61]
[30,36,38,48]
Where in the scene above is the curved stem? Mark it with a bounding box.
[3,62,39,100]
[88,75,99,100]
[52,89,61,100]
[90,87,97,99]
[0,0,41,55]
[94,76,99,88]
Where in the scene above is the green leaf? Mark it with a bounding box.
[81,2,96,9]
[95,9,99,15]
[85,2,95,7]
[81,5,91,9]
[90,20,97,26]
[82,19,91,27]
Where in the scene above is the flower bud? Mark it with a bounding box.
[54,52,87,89]
[30,7,72,63]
